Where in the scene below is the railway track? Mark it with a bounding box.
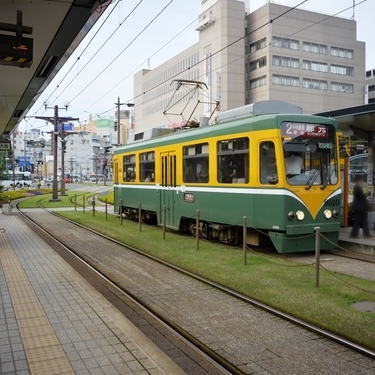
[17,203,375,374]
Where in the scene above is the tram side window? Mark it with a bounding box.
[183,143,209,183]
[217,137,249,183]
[140,151,155,182]
[123,154,136,182]
[260,141,278,184]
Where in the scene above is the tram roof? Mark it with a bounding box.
[0,0,111,140]
[114,113,338,154]
[316,103,375,138]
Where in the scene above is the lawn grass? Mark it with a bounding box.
[17,191,93,209]
[54,209,375,351]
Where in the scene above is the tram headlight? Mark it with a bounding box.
[333,210,340,218]
[324,209,332,219]
[288,211,296,220]
[296,210,305,221]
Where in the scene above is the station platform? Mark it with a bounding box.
[338,226,375,257]
[0,212,184,375]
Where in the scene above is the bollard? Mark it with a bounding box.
[92,197,96,217]
[75,194,77,211]
[196,210,200,250]
[314,227,321,287]
[120,199,123,225]
[243,216,247,265]
[105,198,108,221]
[83,195,85,214]
[163,205,166,239]
[139,202,142,232]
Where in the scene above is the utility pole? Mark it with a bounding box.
[59,126,79,195]
[35,102,78,201]
[115,97,124,146]
[115,97,134,145]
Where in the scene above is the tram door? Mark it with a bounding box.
[160,151,177,227]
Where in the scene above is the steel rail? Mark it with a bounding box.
[16,203,235,375]
[17,203,375,364]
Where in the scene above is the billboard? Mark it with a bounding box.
[95,119,115,128]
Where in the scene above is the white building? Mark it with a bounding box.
[133,0,366,131]
[365,68,375,104]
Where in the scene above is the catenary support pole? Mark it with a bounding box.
[105,198,108,221]
[314,227,321,287]
[74,194,77,211]
[243,216,247,265]
[163,205,166,239]
[120,199,123,225]
[196,210,200,250]
[83,195,85,214]
[92,197,95,217]
[139,202,142,232]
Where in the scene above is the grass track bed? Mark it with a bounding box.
[54,209,375,351]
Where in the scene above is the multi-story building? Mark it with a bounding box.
[365,68,375,104]
[10,116,115,179]
[246,3,365,113]
[133,0,366,131]
[134,0,246,130]
[11,129,47,171]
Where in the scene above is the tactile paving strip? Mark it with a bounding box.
[0,233,74,375]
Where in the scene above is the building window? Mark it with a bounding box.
[272,55,299,69]
[139,151,155,182]
[249,37,267,53]
[331,46,353,59]
[303,78,328,90]
[366,71,372,78]
[369,85,375,92]
[302,42,327,55]
[369,98,375,103]
[217,138,249,184]
[250,75,267,89]
[123,154,136,182]
[331,82,354,93]
[331,64,354,76]
[272,74,299,87]
[273,37,299,50]
[249,56,267,71]
[303,60,327,72]
[183,143,209,183]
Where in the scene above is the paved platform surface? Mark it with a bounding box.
[0,212,184,375]
[14,208,375,375]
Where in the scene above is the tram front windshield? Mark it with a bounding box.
[281,122,338,188]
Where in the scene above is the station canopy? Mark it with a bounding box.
[317,103,375,138]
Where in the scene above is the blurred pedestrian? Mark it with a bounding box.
[350,175,372,238]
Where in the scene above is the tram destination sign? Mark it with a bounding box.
[281,122,328,138]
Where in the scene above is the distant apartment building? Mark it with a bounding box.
[133,0,366,132]
[365,68,375,104]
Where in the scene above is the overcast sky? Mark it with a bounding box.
[24,0,374,133]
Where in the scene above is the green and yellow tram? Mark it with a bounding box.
[113,101,341,253]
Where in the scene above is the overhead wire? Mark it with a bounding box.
[184,0,369,107]
[53,0,145,105]
[28,0,365,128]
[69,0,175,105]
[116,0,367,118]
[119,0,308,106]
[29,0,122,118]
[79,13,200,116]
[77,0,307,124]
